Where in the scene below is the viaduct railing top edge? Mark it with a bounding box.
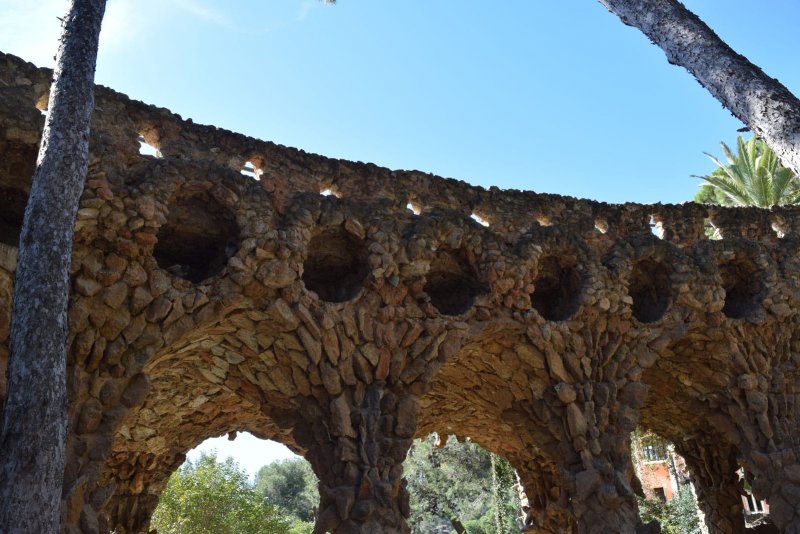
[3,50,799,244]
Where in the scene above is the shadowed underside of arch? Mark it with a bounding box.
[2,51,800,533]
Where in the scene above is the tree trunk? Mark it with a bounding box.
[598,0,800,175]
[0,1,106,532]
[445,511,467,534]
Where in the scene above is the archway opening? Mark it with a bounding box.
[405,433,522,533]
[531,254,582,321]
[629,258,671,323]
[152,432,319,533]
[154,191,239,283]
[719,258,762,319]
[424,251,484,316]
[302,228,368,303]
[632,429,701,526]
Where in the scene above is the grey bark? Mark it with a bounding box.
[0,0,106,532]
[597,0,800,175]
[446,513,467,534]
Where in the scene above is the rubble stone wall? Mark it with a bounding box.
[1,51,799,533]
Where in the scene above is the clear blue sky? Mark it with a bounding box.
[2,0,800,473]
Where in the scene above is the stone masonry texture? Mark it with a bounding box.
[1,51,799,533]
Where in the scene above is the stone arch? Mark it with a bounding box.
[102,420,302,534]
[99,335,304,533]
[154,188,240,284]
[417,325,577,533]
[637,331,730,445]
[634,314,758,534]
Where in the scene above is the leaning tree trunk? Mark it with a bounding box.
[598,0,800,175]
[0,0,106,531]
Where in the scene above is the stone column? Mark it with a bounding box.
[707,372,800,532]
[506,378,654,533]
[514,461,574,533]
[293,381,418,534]
[99,449,184,534]
[674,438,745,534]
[503,317,662,533]
[551,379,656,534]
[103,493,160,534]
[739,446,800,533]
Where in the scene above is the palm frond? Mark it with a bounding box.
[700,173,753,206]
[695,136,800,208]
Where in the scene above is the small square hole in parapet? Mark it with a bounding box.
[137,136,161,158]
[470,212,490,227]
[407,202,422,215]
[240,161,261,180]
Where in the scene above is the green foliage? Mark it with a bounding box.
[638,486,700,534]
[463,501,520,534]
[693,136,800,207]
[287,518,315,534]
[254,457,319,522]
[151,451,289,534]
[491,453,516,533]
[157,440,523,534]
[694,184,728,206]
[404,434,521,534]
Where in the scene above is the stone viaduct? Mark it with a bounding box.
[1,51,799,534]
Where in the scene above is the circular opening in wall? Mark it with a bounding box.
[154,192,239,283]
[628,258,671,323]
[531,255,582,321]
[719,258,763,319]
[424,251,484,315]
[0,187,28,247]
[0,140,37,247]
[303,229,368,303]
[0,141,37,189]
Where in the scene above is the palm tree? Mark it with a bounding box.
[693,136,800,208]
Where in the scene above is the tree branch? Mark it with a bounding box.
[598,0,800,175]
